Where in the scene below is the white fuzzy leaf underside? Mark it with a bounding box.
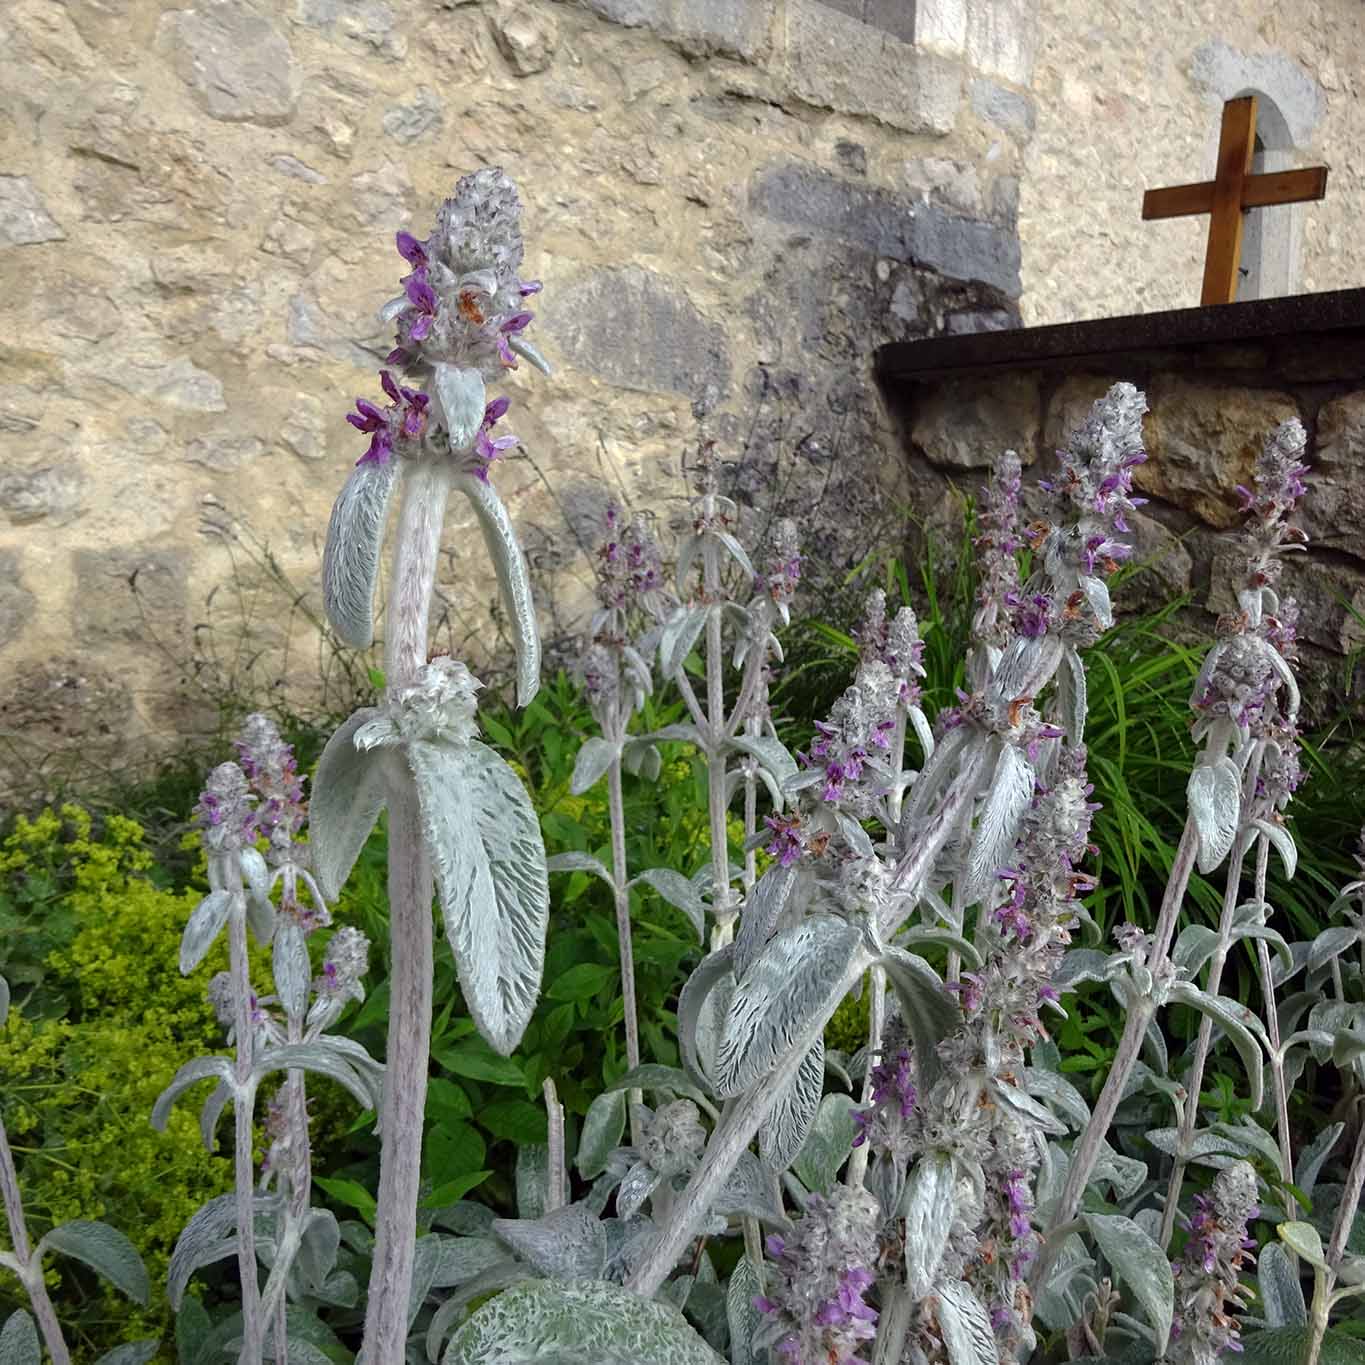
[491,1205,608,1282]
[413,738,549,1056]
[308,708,388,902]
[0,1312,39,1365]
[433,364,487,453]
[322,457,399,649]
[179,889,233,975]
[714,917,860,1098]
[935,1279,1000,1365]
[964,742,1034,903]
[903,1152,956,1299]
[37,1220,149,1307]
[1082,1212,1175,1353]
[1187,757,1242,874]
[759,1036,825,1173]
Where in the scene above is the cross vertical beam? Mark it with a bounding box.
[1201,96,1258,305]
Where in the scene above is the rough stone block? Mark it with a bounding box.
[0,176,65,246]
[103,353,227,413]
[1141,378,1300,529]
[157,0,300,126]
[914,0,966,53]
[750,163,915,258]
[1301,391,1365,562]
[546,265,730,410]
[965,0,1035,86]
[910,200,1020,296]
[1043,374,1128,455]
[1125,509,1194,604]
[811,0,915,43]
[971,77,1034,138]
[73,546,188,649]
[490,2,559,73]
[911,371,1040,470]
[576,0,772,60]
[785,0,960,135]
[0,550,35,644]
[0,464,85,526]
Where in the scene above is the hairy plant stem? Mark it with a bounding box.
[0,1120,70,1364]
[606,746,643,1146]
[360,461,446,1363]
[1305,1265,1332,1365]
[701,528,736,949]
[229,876,264,1365]
[873,1283,914,1364]
[628,749,986,1297]
[543,1078,567,1213]
[1034,818,1200,1285]
[845,966,886,1192]
[1158,825,1255,1248]
[1328,1118,1365,1269]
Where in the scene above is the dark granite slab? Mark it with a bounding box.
[876,287,1365,382]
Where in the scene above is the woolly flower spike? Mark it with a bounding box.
[384,168,548,380]
[194,762,256,855]
[851,1017,916,1157]
[756,1184,881,1365]
[973,450,1024,649]
[317,925,370,1003]
[754,518,802,624]
[858,590,926,705]
[1170,1160,1258,1365]
[236,713,306,860]
[1043,382,1147,535]
[348,370,431,467]
[354,657,483,750]
[594,503,667,621]
[795,661,901,817]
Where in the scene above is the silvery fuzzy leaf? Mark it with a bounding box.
[994,1080,1068,1136]
[630,869,707,942]
[443,1278,727,1364]
[1188,758,1242,875]
[425,1264,535,1364]
[92,1344,159,1365]
[761,1036,825,1173]
[910,705,935,763]
[546,851,615,889]
[1213,1118,1284,1171]
[239,846,275,946]
[1081,574,1113,631]
[836,812,875,860]
[678,946,737,1093]
[378,293,408,323]
[1294,1122,1343,1201]
[714,917,861,1098]
[963,742,1034,904]
[309,708,387,902]
[896,925,983,969]
[1021,1068,1091,1130]
[258,1043,377,1111]
[1169,983,1266,1110]
[1083,1213,1174,1353]
[168,1193,276,1309]
[272,916,312,1019]
[1308,926,1362,975]
[879,947,958,1093]
[427,1236,515,1289]
[621,740,662,782]
[658,1273,694,1314]
[903,1151,956,1298]
[791,1094,858,1195]
[38,1220,150,1306]
[1258,1242,1307,1328]
[1053,949,1117,992]
[433,364,488,453]
[1264,646,1301,721]
[713,1151,788,1227]
[413,738,549,1055]
[1035,1141,1069,1227]
[455,472,541,707]
[570,737,618,795]
[432,1201,498,1237]
[714,530,754,579]
[1089,1145,1149,1200]
[1173,924,1220,977]
[1277,1221,1327,1270]
[615,1161,662,1221]
[605,1064,713,1112]
[151,1056,234,1132]
[725,1256,763,1365]
[0,1314,39,1365]
[728,734,798,799]
[199,1081,231,1153]
[180,889,233,974]
[1143,1128,1244,1166]
[577,1090,627,1180]
[322,455,400,649]
[508,334,552,376]
[1253,819,1298,880]
[517,1144,551,1221]
[492,1204,607,1281]
[1058,645,1087,749]
[935,1280,999,1365]
[734,862,801,979]
[660,604,711,677]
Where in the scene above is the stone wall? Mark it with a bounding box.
[1022,0,1365,323]
[0,0,1035,803]
[894,330,1365,724]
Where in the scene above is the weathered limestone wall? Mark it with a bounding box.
[0,0,1036,803]
[1022,0,1365,323]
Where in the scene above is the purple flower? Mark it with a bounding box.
[404,270,440,341]
[396,230,428,269]
[764,813,805,868]
[494,309,534,368]
[347,370,431,466]
[470,396,519,479]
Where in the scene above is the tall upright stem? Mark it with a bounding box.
[702,531,735,946]
[228,879,263,1364]
[0,1120,70,1365]
[361,462,447,1363]
[607,747,644,1146]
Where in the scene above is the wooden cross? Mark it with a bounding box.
[1142,95,1329,305]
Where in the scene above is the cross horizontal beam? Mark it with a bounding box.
[1142,166,1329,221]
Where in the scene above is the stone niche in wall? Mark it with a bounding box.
[875,288,1365,723]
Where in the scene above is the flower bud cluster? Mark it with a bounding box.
[973,451,1024,650]
[797,661,901,817]
[194,762,256,855]
[756,1184,881,1365]
[753,518,803,625]
[850,1016,916,1159]
[235,714,307,864]
[1170,1161,1258,1365]
[858,590,926,706]
[594,503,668,622]
[356,657,483,749]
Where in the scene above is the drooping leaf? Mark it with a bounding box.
[631,868,707,942]
[621,738,662,782]
[272,916,312,1020]
[1253,819,1298,880]
[1295,1122,1343,1201]
[963,742,1034,903]
[714,917,861,1098]
[38,1220,150,1306]
[321,455,399,648]
[576,1091,627,1180]
[903,1152,956,1298]
[1309,926,1362,976]
[714,1151,787,1227]
[1082,1212,1174,1353]
[493,1204,608,1280]
[545,851,615,888]
[1277,1221,1327,1270]
[151,1057,234,1133]
[726,1256,762,1365]
[239,847,275,946]
[678,946,736,1094]
[443,1278,726,1363]
[733,862,802,979]
[0,1312,39,1365]
[935,1279,1000,1365]
[791,1094,859,1195]
[880,947,958,1093]
[727,735,798,803]
[1240,1329,1365,1365]
[517,1143,551,1221]
[454,471,541,707]
[1021,1068,1090,1130]
[761,1037,825,1173]
[605,1064,712,1110]
[257,1042,378,1112]
[167,1193,276,1309]
[179,890,233,975]
[413,739,549,1055]
[1188,758,1242,875]
[1169,983,1265,1110]
[1257,1242,1306,1328]
[570,737,618,796]
[660,605,711,678]
[308,708,388,902]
